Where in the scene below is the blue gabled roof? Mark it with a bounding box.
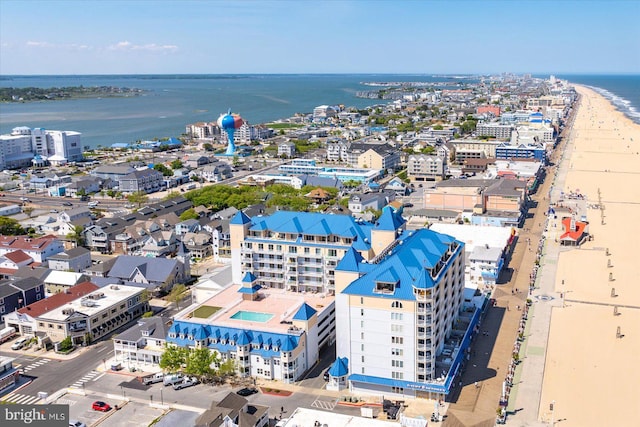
[335,247,364,272]
[342,229,462,299]
[230,211,251,225]
[375,206,406,231]
[166,321,301,355]
[328,357,349,377]
[292,303,316,321]
[242,272,257,283]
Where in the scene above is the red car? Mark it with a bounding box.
[92,401,111,412]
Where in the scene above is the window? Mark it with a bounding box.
[268,244,274,251]
[361,344,365,351]
[38,322,44,327]
[392,371,404,379]
[392,386,404,394]
[258,244,264,250]
[304,247,310,254]
[57,325,63,330]
[360,297,364,305]
[391,324,403,333]
[391,348,403,356]
[391,301,403,309]
[392,360,404,368]
[361,355,365,363]
[391,312,403,321]
[391,336,403,344]
[360,309,364,316]
[360,332,364,340]
[360,321,364,328]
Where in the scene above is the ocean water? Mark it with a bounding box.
[556,74,640,123]
[1,74,638,149]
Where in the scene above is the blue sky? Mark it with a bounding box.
[1,0,638,75]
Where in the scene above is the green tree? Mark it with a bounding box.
[432,124,444,130]
[58,336,73,352]
[66,225,85,246]
[0,217,25,235]
[127,191,149,208]
[203,143,214,152]
[154,164,174,176]
[159,345,188,373]
[179,208,199,221]
[170,159,183,170]
[218,358,237,378]
[168,284,187,309]
[185,347,218,382]
[163,191,182,201]
[76,188,86,197]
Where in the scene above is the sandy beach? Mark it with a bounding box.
[539,85,640,426]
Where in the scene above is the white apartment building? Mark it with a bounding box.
[407,154,445,181]
[476,123,513,140]
[0,127,83,169]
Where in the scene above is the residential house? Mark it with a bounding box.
[112,317,169,368]
[90,164,136,181]
[139,230,177,258]
[201,163,233,183]
[182,232,213,260]
[384,177,409,196]
[118,169,165,194]
[0,278,45,324]
[348,191,396,217]
[43,270,90,294]
[107,256,190,295]
[47,247,91,273]
[184,155,210,169]
[64,177,103,198]
[176,219,201,236]
[0,235,64,263]
[58,207,92,223]
[278,141,296,158]
[0,250,33,277]
[194,392,269,427]
[135,197,192,220]
[82,215,138,253]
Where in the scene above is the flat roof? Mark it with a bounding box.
[38,284,141,321]
[430,223,513,253]
[176,285,334,334]
[281,407,400,427]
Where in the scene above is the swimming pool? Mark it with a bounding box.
[230,310,274,323]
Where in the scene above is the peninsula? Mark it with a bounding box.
[0,85,145,103]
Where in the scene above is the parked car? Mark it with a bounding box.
[69,420,87,427]
[142,373,164,385]
[11,337,30,350]
[323,369,330,381]
[110,363,123,371]
[173,377,198,390]
[236,387,258,397]
[62,202,73,206]
[91,401,111,412]
[163,373,184,386]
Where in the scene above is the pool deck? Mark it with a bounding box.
[181,285,334,334]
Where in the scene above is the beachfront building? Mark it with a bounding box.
[230,208,408,289]
[450,139,501,162]
[185,122,221,139]
[334,227,479,399]
[0,127,83,170]
[495,142,546,162]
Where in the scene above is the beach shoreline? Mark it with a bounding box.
[523,84,640,426]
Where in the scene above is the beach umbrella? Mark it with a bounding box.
[217,109,244,155]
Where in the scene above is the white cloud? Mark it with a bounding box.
[25,41,93,51]
[107,41,178,52]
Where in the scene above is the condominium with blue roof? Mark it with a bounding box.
[334,226,478,400]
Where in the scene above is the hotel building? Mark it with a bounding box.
[0,126,83,169]
[334,226,474,399]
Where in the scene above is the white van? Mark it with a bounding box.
[87,201,99,208]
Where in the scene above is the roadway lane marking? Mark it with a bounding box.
[96,346,108,353]
[93,373,106,381]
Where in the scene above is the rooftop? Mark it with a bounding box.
[18,281,99,317]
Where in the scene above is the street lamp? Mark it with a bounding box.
[160,389,164,406]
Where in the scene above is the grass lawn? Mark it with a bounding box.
[192,305,222,318]
[265,123,304,129]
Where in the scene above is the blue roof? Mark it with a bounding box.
[375,206,406,231]
[335,247,364,272]
[328,357,349,377]
[230,211,251,225]
[342,229,463,299]
[242,272,257,283]
[237,284,262,294]
[292,303,317,321]
[245,211,373,251]
[166,321,301,355]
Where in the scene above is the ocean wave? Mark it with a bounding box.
[586,85,640,124]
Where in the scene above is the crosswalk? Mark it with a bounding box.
[311,398,337,411]
[19,358,51,373]
[71,370,101,388]
[1,392,43,405]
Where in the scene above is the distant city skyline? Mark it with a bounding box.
[1,0,639,75]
